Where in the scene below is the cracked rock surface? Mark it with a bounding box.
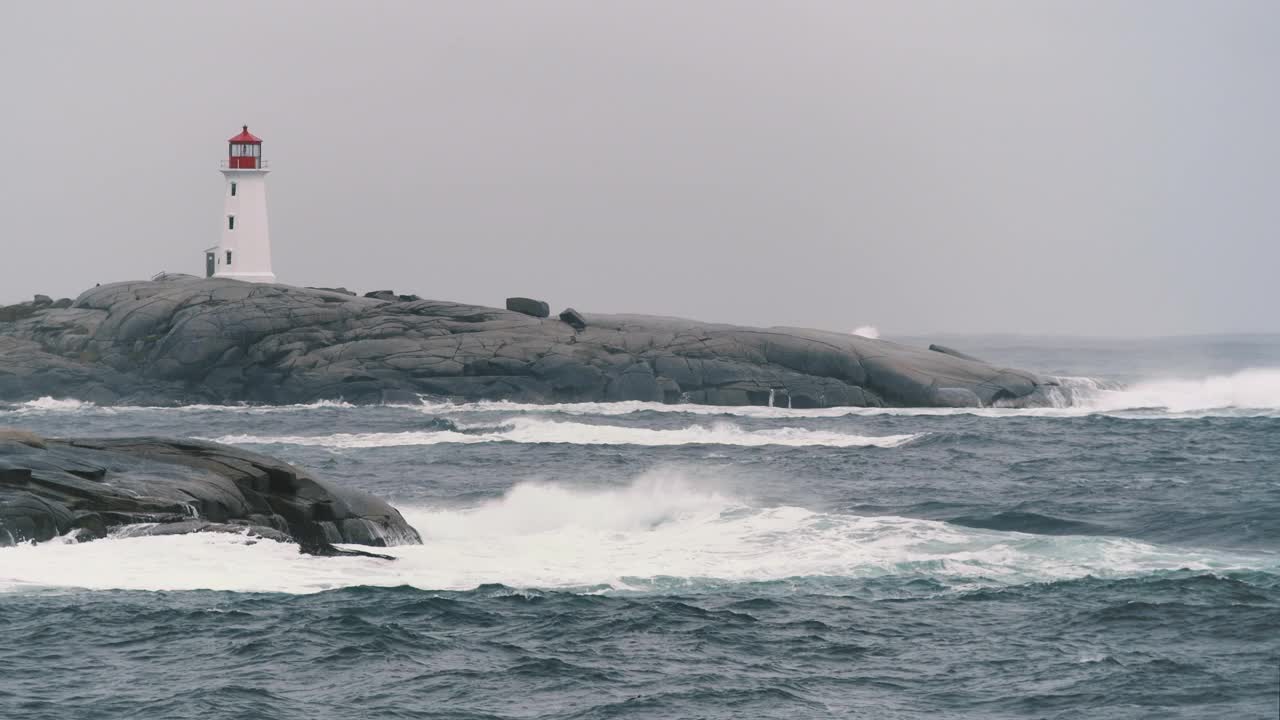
[0,275,1051,408]
[0,429,421,549]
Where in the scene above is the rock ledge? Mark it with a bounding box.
[0,275,1053,408]
[0,430,421,553]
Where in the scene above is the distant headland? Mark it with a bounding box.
[0,275,1054,408]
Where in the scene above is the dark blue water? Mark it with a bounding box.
[2,336,1278,719]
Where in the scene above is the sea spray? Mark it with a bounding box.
[10,369,1280,420]
[209,418,923,449]
[2,470,1273,594]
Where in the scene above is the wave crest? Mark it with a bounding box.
[7,397,98,413]
[0,398,356,415]
[1039,368,1280,415]
[6,370,1279,420]
[2,471,1272,594]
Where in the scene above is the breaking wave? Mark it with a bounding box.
[5,370,1278,421]
[4,397,98,413]
[0,397,356,415]
[1,471,1271,594]
[211,417,921,449]
[1033,368,1280,416]
[413,368,1280,419]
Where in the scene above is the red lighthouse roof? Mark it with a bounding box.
[228,125,262,143]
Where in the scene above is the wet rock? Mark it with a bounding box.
[0,430,421,550]
[114,520,292,543]
[656,376,683,404]
[604,362,661,402]
[933,387,982,407]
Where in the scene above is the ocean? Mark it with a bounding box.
[1,335,1277,719]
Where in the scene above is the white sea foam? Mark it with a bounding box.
[6,369,1279,421]
[412,368,1280,419]
[0,472,1269,594]
[210,417,921,449]
[0,398,355,415]
[8,397,99,413]
[851,325,881,339]
[1051,368,1280,415]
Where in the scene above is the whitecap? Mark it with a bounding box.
[1,471,1271,594]
[209,417,920,449]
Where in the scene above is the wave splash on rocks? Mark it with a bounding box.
[0,429,420,554]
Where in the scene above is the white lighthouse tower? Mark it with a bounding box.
[206,126,276,283]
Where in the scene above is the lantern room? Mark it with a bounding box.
[227,125,263,169]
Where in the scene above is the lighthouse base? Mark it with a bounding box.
[214,271,277,284]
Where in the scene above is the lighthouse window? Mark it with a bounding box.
[226,250,233,266]
[230,182,237,197]
[228,215,235,230]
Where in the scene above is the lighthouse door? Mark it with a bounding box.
[206,252,216,278]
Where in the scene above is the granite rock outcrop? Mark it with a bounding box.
[0,275,1054,408]
[0,429,421,552]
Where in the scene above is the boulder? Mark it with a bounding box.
[309,286,356,296]
[506,297,551,318]
[929,344,986,364]
[559,307,588,330]
[51,298,73,309]
[364,290,397,301]
[32,294,53,307]
[0,431,421,552]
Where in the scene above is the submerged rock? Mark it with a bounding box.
[0,275,1051,408]
[0,431,421,553]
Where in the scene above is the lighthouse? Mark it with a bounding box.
[206,126,276,283]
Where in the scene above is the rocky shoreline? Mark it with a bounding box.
[0,428,420,554]
[0,275,1054,408]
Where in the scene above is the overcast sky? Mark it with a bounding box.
[3,1,1276,335]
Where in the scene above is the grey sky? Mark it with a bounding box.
[3,1,1276,335]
